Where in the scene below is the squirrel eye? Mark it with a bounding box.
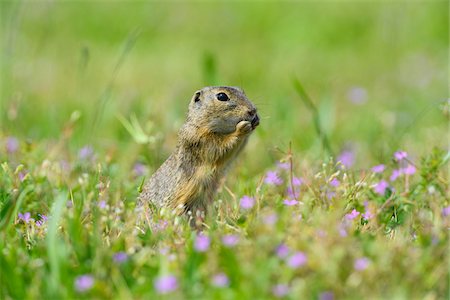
[194,92,201,102]
[216,92,229,101]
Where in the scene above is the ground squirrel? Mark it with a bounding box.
[139,86,259,226]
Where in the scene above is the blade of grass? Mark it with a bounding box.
[47,191,68,297]
[90,28,141,140]
[292,77,334,157]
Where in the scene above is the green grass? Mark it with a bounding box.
[1,1,449,299]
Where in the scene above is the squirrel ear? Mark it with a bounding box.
[193,91,201,103]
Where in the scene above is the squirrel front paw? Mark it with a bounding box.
[235,121,253,135]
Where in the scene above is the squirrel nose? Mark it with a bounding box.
[248,108,257,117]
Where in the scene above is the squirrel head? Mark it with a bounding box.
[187,86,259,135]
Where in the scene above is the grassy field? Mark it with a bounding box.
[1,1,449,299]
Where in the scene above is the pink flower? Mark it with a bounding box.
[263,212,278,226]
[371,164,385,173]
[338,150,355,168]
[79,145,95,160]
[74,275,94,292]
[211,273,229,287]
[345,209,360,220]
[354,257,370,271]
[18,171,28,182]
[113,252,128,264]
[222,234,239,247]
[194,234,210,252]
[6,137,19,153]
[374,180,389,195]
[286,186,299,199]
[36,214,48,227]
[18,212,31,223]
[272,284,290,297]
[264,171,283,185]
[403,164,416,175]
[275,243,289,259]
[390,169,402,181]
[277,161,290,170]
[283,199,298,206]
[154,275,178,294]
[133,162,148,177]
[394,151,407,161]
[347,86,368,105]
[319,291,335,300]
[292,177,303,186]
[362,210,373,220]
[329,178,340,187]
[287,252,307,268]
[442,206,450,217]
[240,196,255,210]
[338,222,348,237]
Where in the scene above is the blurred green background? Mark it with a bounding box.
[1,1,448,173]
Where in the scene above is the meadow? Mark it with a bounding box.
[1,1,448,299]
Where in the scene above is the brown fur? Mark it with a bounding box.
[139,86,259,226]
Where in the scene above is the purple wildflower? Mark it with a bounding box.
[222,234,239,247]
[319,291,335,300]
[6,137,19,153]
[263,212,278,226]
[362,210,373,220]
[275,243,289,259]
[79,145,94,160]
[240,196,255,210]
[292,177,303,186]
[211,273,229,287]
[159,246,170,255]
[326,191,336,199]
[338,222,348,237]
[371,164,385,173]
[287,252,307,268]
[374,180,389,195]
[283,199,298,206]
[74,275,94,292]
[390,169,402,182]
[316,229,327,238]
[329,178,340,187]
[403,164,416,175]
[277,161,290,170]
[442,206,450,217]
[18,171,28,182]
[18,212,31,223]
[154,275,178,294]
[113,252,128,264]
[347,86,368,105]
[133,162,148,177]
[286,186,299,199]
[345,209,360,220]
[194,234,210,252]
[264,171,283,185]
[394,151,407,161]
[354,257,370,271]
[36,214,48,227]
[153,220,168,232]
[60,160,71,172]
[338,150,355,168]
[272,284,290,298]
[98,200,106,209]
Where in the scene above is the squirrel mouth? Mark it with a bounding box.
[251,114,260,129]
